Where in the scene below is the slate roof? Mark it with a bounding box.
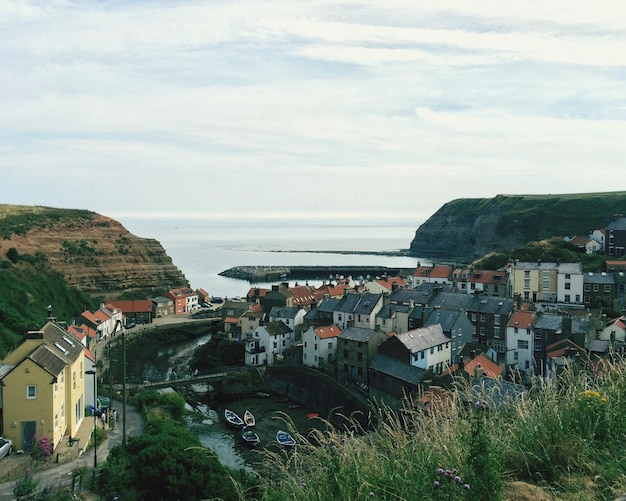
[370,354,429,385]
[29,344,67,377]
[262,321,293,336]
[534,313,590,334]
[335,293,382,315]
[390,288,433,305]
[607,217,626,231]
[514,262,583,274]
[339,326,377,342]
[396,324,448,352]
[269,306,300,319]
[584,272,616,284]
[424,308,467,332]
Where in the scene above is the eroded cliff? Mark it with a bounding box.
[409,192,626,261]
[0,205,188,299]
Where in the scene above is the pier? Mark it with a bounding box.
[219,265,409,282]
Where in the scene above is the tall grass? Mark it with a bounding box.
[251,357,626,501]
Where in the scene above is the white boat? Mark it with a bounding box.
[224,409,244,428]
[244,410,255,427]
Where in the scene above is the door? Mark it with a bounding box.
[21,421,36,451]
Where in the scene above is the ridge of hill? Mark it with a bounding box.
[409,191,626,261]
[0,204,188,299]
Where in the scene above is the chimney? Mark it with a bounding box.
[474,363,484,379]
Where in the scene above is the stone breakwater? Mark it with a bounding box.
[219,265,408,282]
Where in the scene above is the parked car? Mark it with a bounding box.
[0,437,12,460]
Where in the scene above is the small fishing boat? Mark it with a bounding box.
[241,426,260,447]
[224,409,244,429]
[244,410,255,427]
[276,430,296,449]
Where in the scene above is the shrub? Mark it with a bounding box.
[13,468,39,498]
[30,434,53,463]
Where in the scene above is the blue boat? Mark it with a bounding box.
[241,426,260,447]
[224,409,244,429]
[276,430,296,449]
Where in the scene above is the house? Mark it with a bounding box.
[423,308,473,362]
[108,300,152,325]
[268,306,306,339]
[365,276,408,295]
[605,217,626,258]
[259,284,293,312]
[333,292,383,330]
[368,354,432,408]
[0,322,86,452]
[165,287,199,314]
[505,311,537,382]
[600,315,626,345]
[288,284,318,310]
[67,323,97,348]
[413,264,453,287]
[152,296,175,319]
[240,305,265,339]
[436,352,503,389]
[427,292,515,361]
[511,261,584,305]
[465,270,510,297]
[302,324,342,370]
[583,272,617,309]
[533,313,591,376]
[244,321,294,366]
[545,338,588,379]
[336,326,387,386]
[568,236,603,254]
[379,324,451,375]
[76,303,122,341]
[221,300,250,341]
[303,297,341,329]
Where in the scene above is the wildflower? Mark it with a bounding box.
[437,468,444,475]
[434,481,440,488]
[369,491,375,497]
[463,484,471,490]
[454,476,461,483]
[300,481,306,490]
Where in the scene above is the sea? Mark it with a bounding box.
[119,216,429,299]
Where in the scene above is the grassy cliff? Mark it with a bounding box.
[410,192,626,260]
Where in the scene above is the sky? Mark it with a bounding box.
[1,1,625,223]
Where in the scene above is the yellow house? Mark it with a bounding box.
[0,321,86,452]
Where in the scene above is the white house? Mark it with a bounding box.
[302,324,342,368]
[333,292,383,330]
[244,321,294,366]
[556,262,584,304]
[600,315,626,343]
[379,324,451,375]
[269,306,306,333]
[505,310,537,380]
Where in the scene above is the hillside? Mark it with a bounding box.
[0,204,188,299]
[409,192,626,261]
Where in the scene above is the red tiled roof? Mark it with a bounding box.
[508,311,536,329]
[468,270,508,284]
[108,300,152,313]
[315,325,342,339]
[440,353,502,379]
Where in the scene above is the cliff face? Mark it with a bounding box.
[0,205,188,299]
[409,192,626,261]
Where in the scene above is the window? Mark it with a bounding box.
[420,351,425,359]
[514,351,519,361]
[304,342,307,348]
[542,280,549,290]
[430,347,434,354]
[494,327,500,339]
[584,284,590,292]
[565,274,571,279]
[565,282,571,290]
[604,285,611,293]
[564,294,571,303]
[357,352,363,361]
[27,385,37,399]
[517,340,529,350]
[593,284,599,292]
[524,271,530,278]
[328,342,333,350]
[314,343,317,350]
[343,350,348,359]
[55,412,59,429]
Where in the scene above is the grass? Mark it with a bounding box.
[249,358,626,501]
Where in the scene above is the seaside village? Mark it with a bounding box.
[1,217,626,455]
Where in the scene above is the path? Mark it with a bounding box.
[0,399,144,500]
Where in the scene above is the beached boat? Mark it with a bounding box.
[241,426,260,447]
[244,410,255,427]
[224,409,244,428]
[276,430,296,449]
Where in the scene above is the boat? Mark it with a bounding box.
[244,410,255,427]
[276,430,296,449]
[224,409,244,428]
[241,426,260,447]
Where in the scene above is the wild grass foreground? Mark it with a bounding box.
[255,359,626,501]
[36,357,626,500]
